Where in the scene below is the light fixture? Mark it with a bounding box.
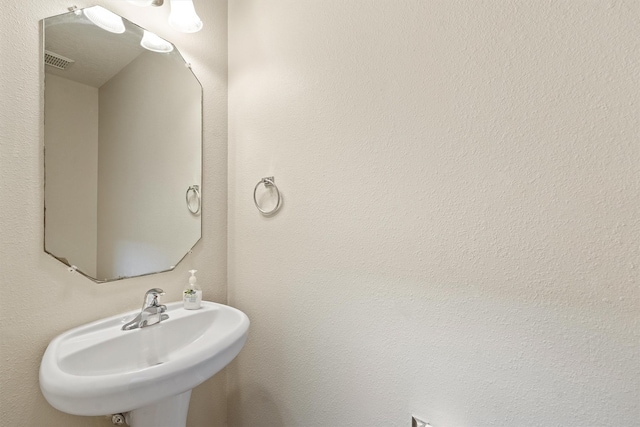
[140,30,174,53]
[126,0,203,34]
[127,0,155,6]
[83,6,126,34]
[168,0,203,33]
[128,0,164,6]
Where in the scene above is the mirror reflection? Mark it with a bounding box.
[44,6,202,282]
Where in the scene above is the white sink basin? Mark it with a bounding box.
[40,301,249,426]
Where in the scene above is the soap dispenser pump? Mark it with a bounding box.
[183,269,202,310]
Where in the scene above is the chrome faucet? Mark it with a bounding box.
[122,288,169,331]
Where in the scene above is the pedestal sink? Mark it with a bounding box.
[40,301,249,427]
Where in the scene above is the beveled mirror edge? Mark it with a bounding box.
[45,237,202,284]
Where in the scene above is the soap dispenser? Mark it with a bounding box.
[183,269,202,310]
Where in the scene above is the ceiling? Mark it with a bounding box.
[44,10,147,88]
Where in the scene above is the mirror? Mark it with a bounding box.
[43,6,202,283]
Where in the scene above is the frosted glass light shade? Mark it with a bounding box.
[83,6,125,34]
[168,0,203,33]
[140,30,174,53]
[127,0,155,6]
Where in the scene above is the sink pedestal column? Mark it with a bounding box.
[127,390,192,427]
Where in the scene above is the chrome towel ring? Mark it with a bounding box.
[186,185,201,214]
[253,177,281,215]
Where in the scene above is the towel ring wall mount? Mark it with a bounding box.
[253,177,281,215]
[186,185,201,215]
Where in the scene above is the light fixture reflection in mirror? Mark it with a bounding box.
[43,6,202,282]
[83,6,126,34]
[140,30,174,53]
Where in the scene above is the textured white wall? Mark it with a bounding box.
[44,73,99,276]
[0,0,228,426]
[228,1,639,426]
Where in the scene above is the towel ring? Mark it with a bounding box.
[186,185,201,214]
[253,177,281,215]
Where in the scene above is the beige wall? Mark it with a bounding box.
[44,73,99,277]
[228,1,639,426]
[2,1,639,426]
[98,51,202,280]
[0,0,228,426]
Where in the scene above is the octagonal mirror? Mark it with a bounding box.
[43,6,202,283]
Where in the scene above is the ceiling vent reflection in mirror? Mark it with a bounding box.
[44,50,74,70]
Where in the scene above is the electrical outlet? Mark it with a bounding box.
[412,415,430,427]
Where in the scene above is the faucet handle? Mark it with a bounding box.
[142,288,165,309]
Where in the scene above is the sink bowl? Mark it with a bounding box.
[40,301,249,426]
